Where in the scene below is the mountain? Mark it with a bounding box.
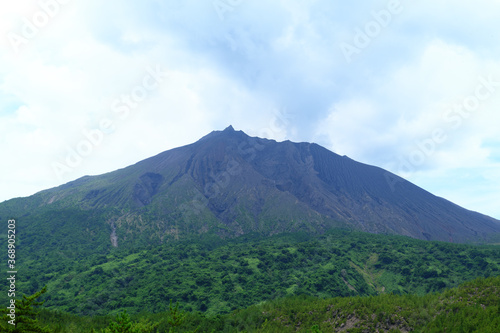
[1,125,499,245]
[1,126,500,318]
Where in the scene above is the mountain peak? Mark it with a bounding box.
[198,125,244,142]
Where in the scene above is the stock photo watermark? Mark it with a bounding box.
[51,65,168,181]
[255,108,294,141]
[213,0,244,21]
[386,74,500,191]
[178,137,265,219]
[180,108,294,221]
[6,0,72,54]
[6,219,17,326]
[340,0,403,64]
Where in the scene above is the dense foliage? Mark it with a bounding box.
[30,275,500,332]
[2,229,499,317]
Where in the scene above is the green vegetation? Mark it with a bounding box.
[102,310,161,333]
[1,228,499,331]
[2,229,499,317]
[25,276,500,332]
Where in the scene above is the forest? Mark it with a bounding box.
[1,229,499,316]
[2,275,499,332]
[1,229,499,331]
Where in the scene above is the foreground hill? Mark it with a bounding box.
[31,275,500,332]
[213,275,500,332]
[1,126,499,247]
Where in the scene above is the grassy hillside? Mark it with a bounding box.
[2,229,499,317]
[26,275,500,332]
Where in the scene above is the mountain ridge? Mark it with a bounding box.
[1,126,499,245]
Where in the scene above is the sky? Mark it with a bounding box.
[1,0,500,219]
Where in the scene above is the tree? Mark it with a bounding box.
[166,301,198,333]
[104,311,134,333]
[0,286,51,333]
[103,310,159,333]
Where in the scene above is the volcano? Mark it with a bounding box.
[1,125,499,245]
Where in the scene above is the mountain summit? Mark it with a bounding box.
[2,126,499,245]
